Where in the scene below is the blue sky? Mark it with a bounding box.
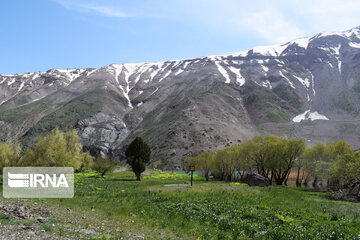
[1,0,360,74]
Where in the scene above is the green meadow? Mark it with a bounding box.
[2,171,359,239]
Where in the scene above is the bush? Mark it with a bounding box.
[92,156,116,178]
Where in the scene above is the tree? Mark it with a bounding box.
[125,136,151,181]
[0,141,22,171]
[294,156,306,187]
[213,148,236,181]
[273,138,305,185]
[302,143,326,187]
[251,136,270,179]
[92,155,116,178]
[327,146,359,200]
[251,135,305,185]
[193,151,215,181]
[22,128,90,170]
[231,142,257,180]
[78,151,94,172]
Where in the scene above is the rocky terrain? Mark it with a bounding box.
[0,198,162,239]
[1,26,360,168]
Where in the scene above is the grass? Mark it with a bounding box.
[1,171,360,239]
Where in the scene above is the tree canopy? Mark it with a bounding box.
[125,136,151,181]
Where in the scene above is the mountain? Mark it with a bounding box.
[1,26,360,169]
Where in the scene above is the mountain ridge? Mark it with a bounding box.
[1,26,360,168]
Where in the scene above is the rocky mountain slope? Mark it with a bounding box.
[1,26,360,168]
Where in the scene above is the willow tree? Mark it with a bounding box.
[193,151,215,181]
[22,128,89,170]
[0,141,22,171]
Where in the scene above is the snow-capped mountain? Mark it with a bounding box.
[1,26,360,168]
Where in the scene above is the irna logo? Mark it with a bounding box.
[7,172,69,188]
[3,167,74,198]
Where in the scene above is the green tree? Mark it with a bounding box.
[294,156,306,187]
[79,151,94,172]
[0,141,22,171]
[302,141,352,187]
[92,155,116,178]
[125,136,151,181]
[231,142,257,180]
[193,151,215,181]
[302,143,326,187]
[22,128,88,170]
[252,136,271,179]
[251,135,305,185]
[325,141,356,188]
[274,138,305,185]
[212,148,236,181]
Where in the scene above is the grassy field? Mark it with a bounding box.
[1,171,360,239]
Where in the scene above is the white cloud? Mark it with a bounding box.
[293,0,360,32]
[54,0,360,44]
[241,9,304,44]
[55,0,131,18]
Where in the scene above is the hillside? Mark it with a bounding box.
[1,26,360,168]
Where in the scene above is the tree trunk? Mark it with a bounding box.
[101,172,105,178]
[270,171,274,185]
[135,172,142,181]
[300,169,305,186]
[226,174,232,182]
[284,169,291,186]
[312,176,318,188]
[275,177,283,185]
[205,171,209,181]
[295,167,301,187]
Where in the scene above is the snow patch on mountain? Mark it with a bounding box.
[150,87,159,96]
[159,69,171,82]
[227,66,245,86]
[293,110,329,122]
[174,68,184,76]
[215,62,231,84]
[110,64,133,108]
[182,61,191,69]
[293,75,310,88]
[349,42,360,48]
[261,80,272,89]
[147,63,162,82]
[134,63,151,84]
[18,82,25,91]
[261,65,269,73]
[252,43,289,56]
[291,37,310,49]
[279,71,295,88]
[320,44,342,73]
[7,78,16,86]
[56,69,86,82]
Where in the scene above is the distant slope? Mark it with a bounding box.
[1,26,360,168]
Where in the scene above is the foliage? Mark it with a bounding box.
[0,141,21,171]
[79,151,94,172]
[230,141,257,180]
[21,128,90,170]
[192,151,215,181]
[41,171,360,240]
[302,141,355,188]
[212,148,237,181]
[194,135,305,185]
[125,136,151,181]
[92,156,116,178]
